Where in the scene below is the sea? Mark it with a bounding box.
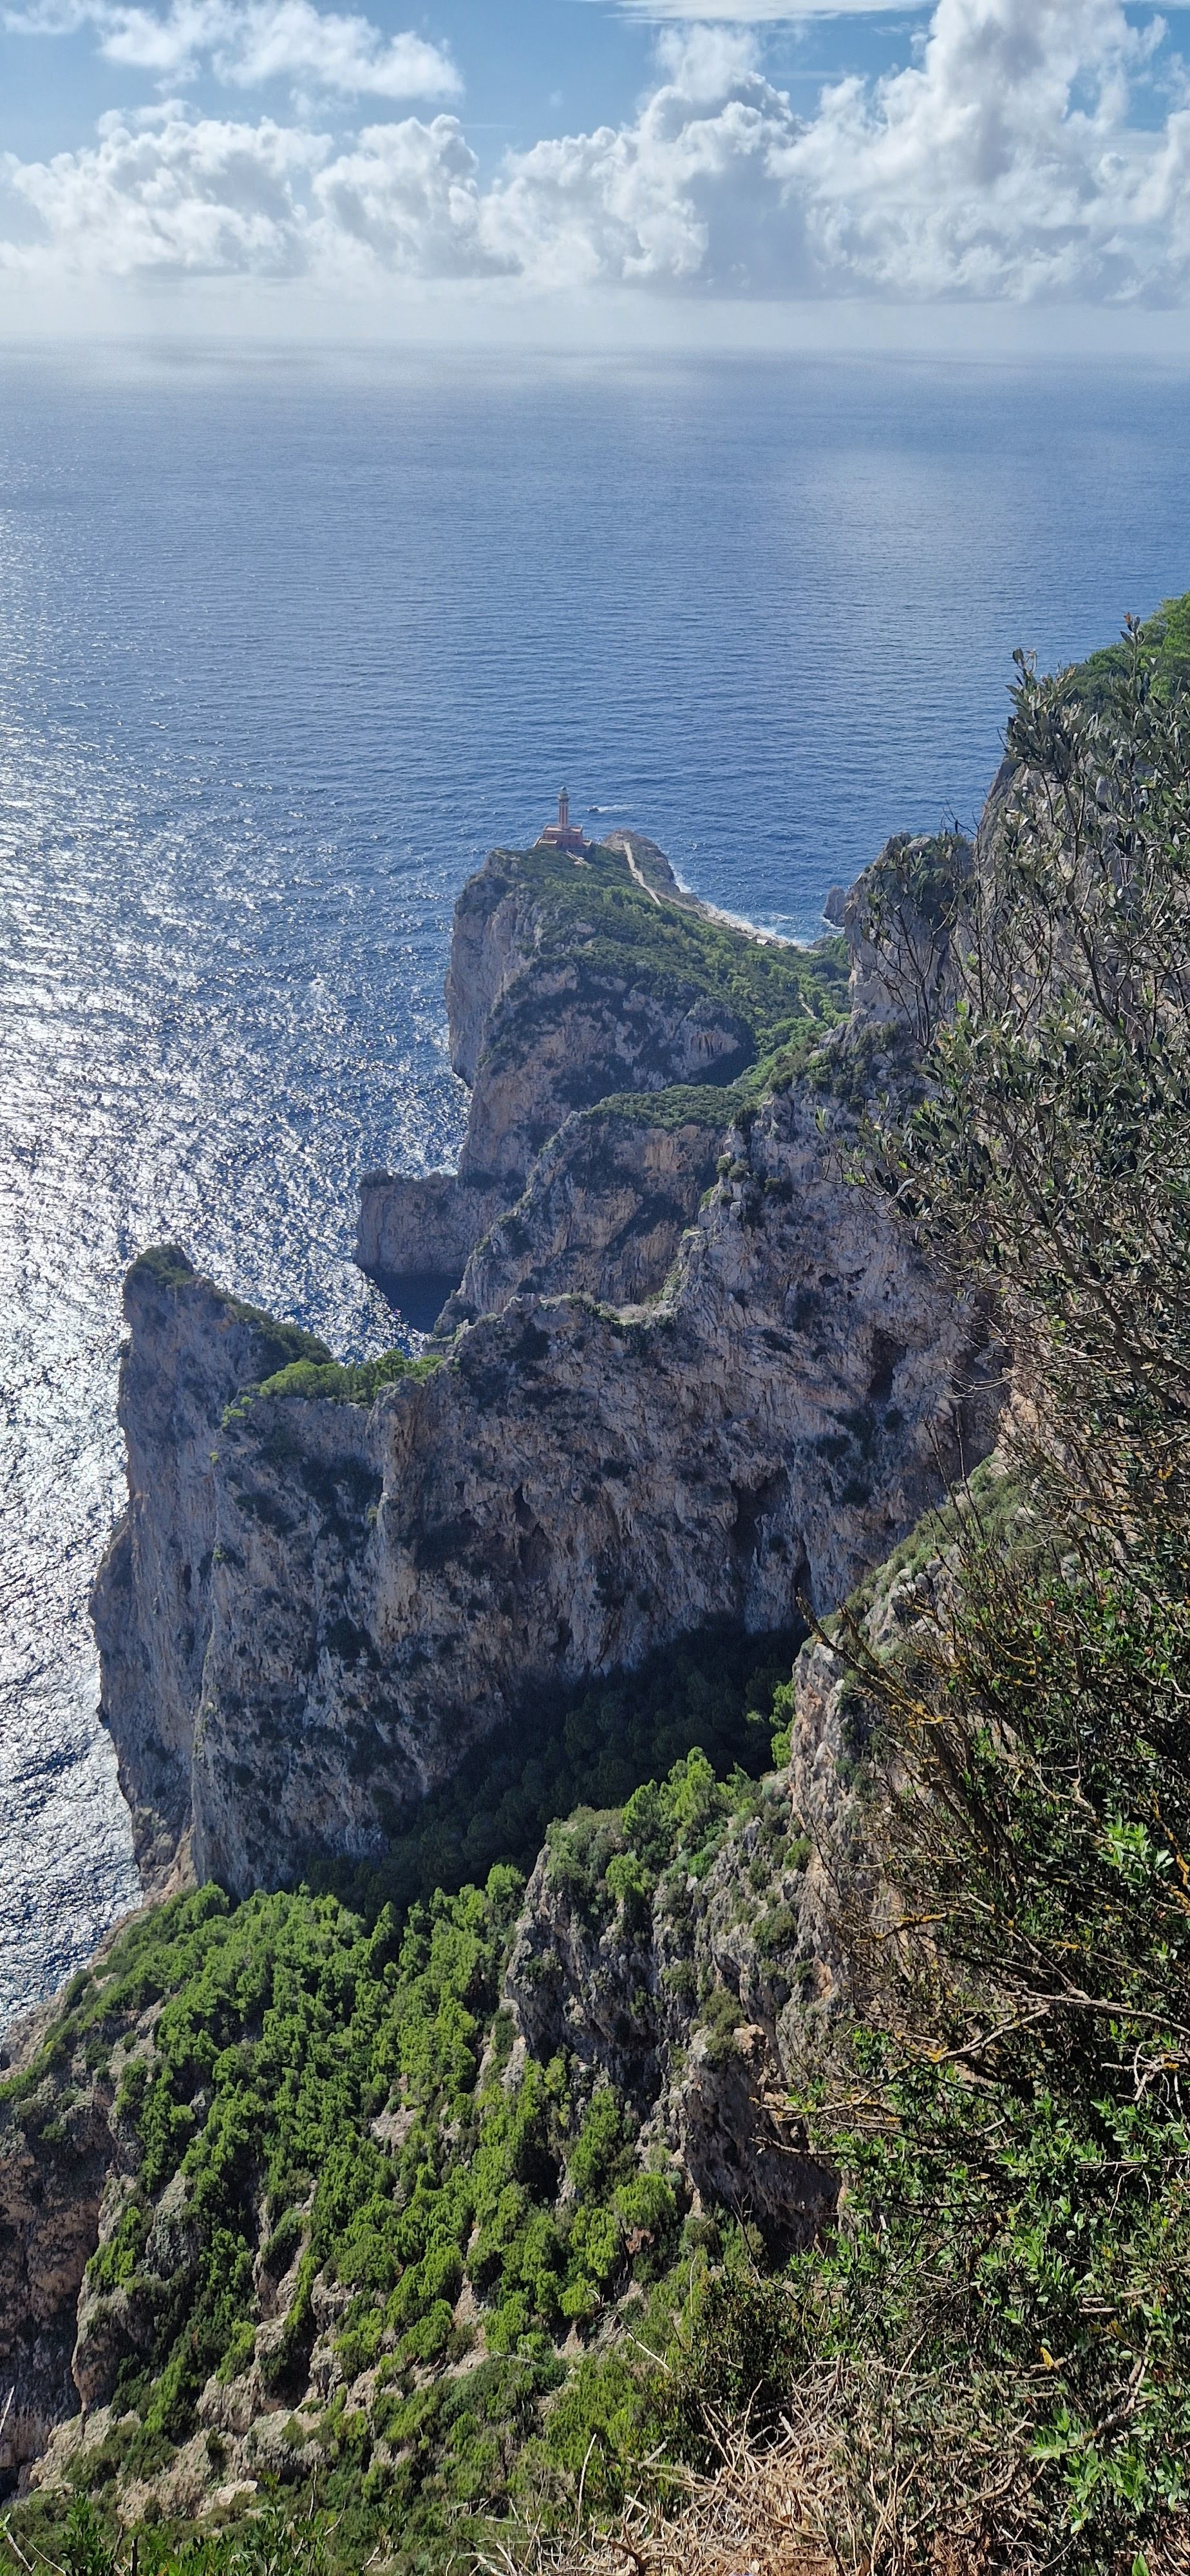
[2,341,1187,2030]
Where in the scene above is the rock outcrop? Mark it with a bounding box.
[90,1253,332,1879]
[435,1102,724,1332]
[0,2078,116,2485]
[92,826,999,1900]
[505,1802,838,2261]
[98,1085,997,1899]
[844,828,972,1046]
[355,1172,505,1298]
[356,837,763,1303]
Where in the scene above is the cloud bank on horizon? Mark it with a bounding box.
[3,0,1190,307]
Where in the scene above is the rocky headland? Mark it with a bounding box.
[90,821,997,1902]
[1,793,1005,2544]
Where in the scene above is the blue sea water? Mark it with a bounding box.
[1,342,1188,2027]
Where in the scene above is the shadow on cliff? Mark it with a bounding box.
[298,1616,804,1927]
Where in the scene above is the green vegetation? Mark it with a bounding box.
[128,1244,207,1293]
[1,1634,795,2575]
[3,2496,333,2576]
[129,1246,335,1379]
[1067,587,1190,710]
[229,1350,440,1415]
[1,1745,780,2576]
[712,614,1190,2570]
[590,1081,751,1132]
[486,840,848,1074]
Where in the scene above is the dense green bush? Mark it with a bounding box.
[1,1625,791,2575]
[1066,587,1190,710]
[236,1350,440,1410]
[1,2494,334,2576]
[488,839,848,1074]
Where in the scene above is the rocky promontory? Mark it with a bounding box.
[91,825,998,1901]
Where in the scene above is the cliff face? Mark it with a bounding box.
[99,1089,996,1900]
[93,822,996,1900]
[356,835,798,1300]
[355,1172,504,1295]
[435,1103,724,1331]
[844,829,972,1046]
[0,2071,115,2486]
[90,1255,332,1880]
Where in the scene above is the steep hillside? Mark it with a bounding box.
[0,1652,844,2558]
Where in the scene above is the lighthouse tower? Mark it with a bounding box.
[538,787,588,855]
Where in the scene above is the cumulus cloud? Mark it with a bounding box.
[0,30,810,288]
[777,0,1189,298]
[3,0,1190,305]
[311,116,507,276]
[478,29,809,288]
[1,100,323,272]
[4,0,461,97]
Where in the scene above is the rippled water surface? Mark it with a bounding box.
[2,344,1188,2025]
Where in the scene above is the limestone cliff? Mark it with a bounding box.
[93,824,998,1901]
[355,832,818,1306]
[100,1094,996,1900]
[90,1255,333,1880]
[0,2065,115,2486]
[435,1101,725,1332]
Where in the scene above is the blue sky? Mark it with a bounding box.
[3,1,1190,330]
[1,5,947,168]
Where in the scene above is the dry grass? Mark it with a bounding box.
[486,2427,832,2576]
[487,2397,1190,2576]
[590,2432,833,2576]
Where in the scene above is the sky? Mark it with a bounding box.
[4,0,1190,335]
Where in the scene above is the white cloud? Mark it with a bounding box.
[3,0,1190,307]
[775,0,1185,298]
[653,24,763,95]
[611,3,928,16]
[478,34,807,288]
[312,115,507,274]
[1,101,323,272]
[3,0,461,96]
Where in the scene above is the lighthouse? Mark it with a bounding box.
[538,787,588,855]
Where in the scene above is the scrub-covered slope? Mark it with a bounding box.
[0,1660,844,2555]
